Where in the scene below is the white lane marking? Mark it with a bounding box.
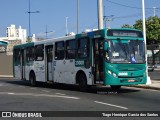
[8,93,15,95]
[94,101,128,110]
[56,93,66,96]
[42,90,50,93]
[0,92,80,100]
[35,94,80,99]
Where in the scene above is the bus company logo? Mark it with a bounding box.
[2,112,11,117]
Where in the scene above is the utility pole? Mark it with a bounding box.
[45,25,54,39]
[77,0,79,34]
[153,7,156,17]
[66,17,69,35]
[27,0,40,41]
[103,15,114,28]
[97,0,103,29]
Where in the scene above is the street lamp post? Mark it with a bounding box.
[103,15,114,28]
[27,0,40,41]
[142,0,151,85]
[45,25,54,39]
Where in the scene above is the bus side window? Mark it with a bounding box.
[77,37,90,58]
[26,47,34,62]
[55,41,64,60]
[14,49,20,65]
[35,45,44,61]
[66,40,76,59]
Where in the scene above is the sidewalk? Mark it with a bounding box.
[0,75,13,78]
[130,80,160,90]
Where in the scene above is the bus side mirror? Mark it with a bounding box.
[104,50,109,62]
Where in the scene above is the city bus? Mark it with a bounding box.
[13,28,147,91]
[0,40,8,53]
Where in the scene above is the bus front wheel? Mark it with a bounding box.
[110,85,121,91]
[29,73,36,86]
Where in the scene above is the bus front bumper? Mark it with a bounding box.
[104,73,147,86]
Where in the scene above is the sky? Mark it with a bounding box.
[0,0,160,38]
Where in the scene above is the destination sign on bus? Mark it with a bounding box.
[107,30,143,38]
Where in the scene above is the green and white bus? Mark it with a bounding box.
[0,40,8,53]
[13,28,147,91]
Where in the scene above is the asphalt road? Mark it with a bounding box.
[0,78,160,120]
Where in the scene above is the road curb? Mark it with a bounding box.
[0,75,13,78]
[129,85,160,90]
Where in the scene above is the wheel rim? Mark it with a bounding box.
[79,74,87,91]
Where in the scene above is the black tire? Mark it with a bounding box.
[78,73,88,92]
[29,73,36,86]
[110,85,121,91]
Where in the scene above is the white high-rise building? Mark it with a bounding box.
[6,24,16,38]
[17,26,27,43]
[6,24,27,43]
[0,24,27,54]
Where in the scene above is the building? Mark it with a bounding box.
[6,24,27,43]
[6,24,17,39]
[0,24,27,55]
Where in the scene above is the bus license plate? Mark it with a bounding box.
[128,80,135,82]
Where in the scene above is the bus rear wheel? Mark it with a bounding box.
[29,73,36,86]
[78,73,88,92]
[110,85,121,91]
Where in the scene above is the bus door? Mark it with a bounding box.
[45,45,53,81]
[20,49,26,80]
[92,38,104,84]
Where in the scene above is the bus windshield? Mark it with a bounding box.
[106,40,145,64]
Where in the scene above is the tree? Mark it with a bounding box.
[134,16,160,44]
[122,24,132,28]
[26,37,32,43]
[122,16,160,45]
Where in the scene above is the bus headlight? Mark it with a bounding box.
[108,70,112,74]
[113,73,117,78]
